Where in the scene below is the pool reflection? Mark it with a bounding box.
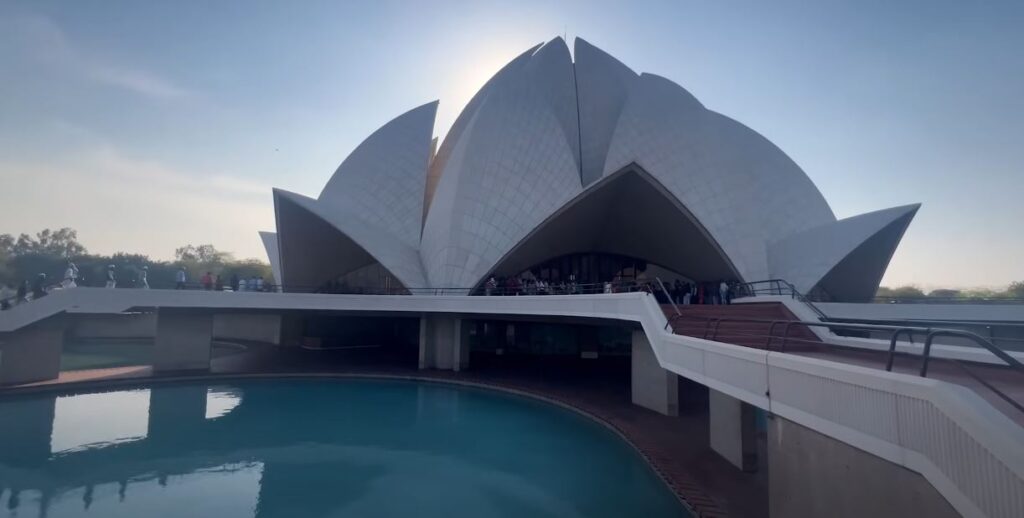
[0,380,689,518]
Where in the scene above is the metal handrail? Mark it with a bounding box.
[666,310,1024,414]
[666,311,1023,378]
[733,279,829,320]
[655,277,681,317]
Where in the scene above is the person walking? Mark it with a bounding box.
[719,281,729,306]
[105,265,117,289]
[1,283,13,310]
[175,267,187,289]
[201,271,213,291]
[32,273,48,299]
[230,273,239,292]
[17,280,28,304]
[256,276,265,292]
[215,274,224,291]
[138,266,149,289]
[63,262,79,288]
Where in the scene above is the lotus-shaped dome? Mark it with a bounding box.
[264,37,918,302]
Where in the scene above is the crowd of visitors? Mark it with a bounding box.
[660,279,735,305]
[476,274,737,304]
[1,260,739,310]
[479,274,648,296]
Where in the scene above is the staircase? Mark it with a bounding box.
[662,302,822,351]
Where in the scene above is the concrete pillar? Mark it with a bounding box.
[630,329,678,416]
[709,388,758,471]
[278,314,304,347]
[0,321,65,385]
[153,310,213,372]
[419,315,468,371]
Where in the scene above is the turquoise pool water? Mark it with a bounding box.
[0,379,690,517]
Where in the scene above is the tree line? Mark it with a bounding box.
[876,283,1024,300]
[0,228,273,289]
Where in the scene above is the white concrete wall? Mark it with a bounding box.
[212,314,282,345]
[0,324,64,385]
[153,311,212,372]
[631,329,678,416]
[709,388,747,471]
[769,415,959,518]
[70,313,156,339]
[419,315,465,371]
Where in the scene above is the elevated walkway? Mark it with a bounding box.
[1,288,1023,517]
[663,302,1024,427]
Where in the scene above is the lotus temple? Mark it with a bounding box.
[262,37,918,302]
[1,37,1022,518]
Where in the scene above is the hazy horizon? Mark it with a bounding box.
[1,1,1021,289]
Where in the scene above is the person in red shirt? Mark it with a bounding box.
[201,271,213,291]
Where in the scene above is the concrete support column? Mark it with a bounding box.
[419,314,468,371]
[709,388,758,471]
[0,320,65,385]
[153,310,213,372]
[630,329,678,416]
[278,314,304,347]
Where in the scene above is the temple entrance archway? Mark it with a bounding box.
[475,165,741,290]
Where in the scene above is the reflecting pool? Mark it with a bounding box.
[0,379,689,517]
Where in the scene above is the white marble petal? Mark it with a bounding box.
[603,72,836,281]
[574,37,638,187]
[420,38,583,291]
[319,101,438,248]
[258,231,282,285]
[275,189,428,290]
[768,204,920,299]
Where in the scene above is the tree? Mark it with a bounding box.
[0,228,272,287]
[927,289,961,299]
[8,228,86,258]
[1007,281,1024,299]
[174,244,232,264]
[876,285,925,299]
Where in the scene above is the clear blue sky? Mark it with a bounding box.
[1,0,1021,289]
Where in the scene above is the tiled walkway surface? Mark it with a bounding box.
[6,347,767,518]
